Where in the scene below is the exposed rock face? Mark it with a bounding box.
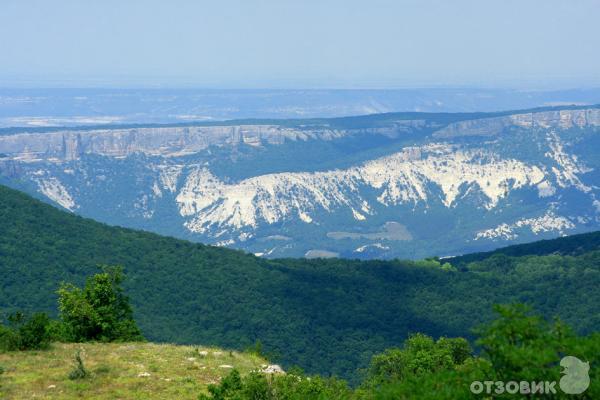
[0,108,597,162]
[0,106,598,259]
[0,120,427,162]
[0,159,22,178]
[475,210,575,241]
[260,364,285,374]
[36,177,76,211]
[176,144,546,235]
[434,108,600,138]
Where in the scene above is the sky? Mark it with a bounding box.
[1,0,599,89]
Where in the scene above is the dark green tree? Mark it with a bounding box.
[475,304,599,398]
[0,312,51,351]
[368,305,599,399]
[363,333,472,387]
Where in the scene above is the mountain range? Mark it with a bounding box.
[1,105,599,259]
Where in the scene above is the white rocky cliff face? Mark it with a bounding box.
[0,106,598,257]
[175,144,547,236]
[1,108,598,162]
[434,108,600,138]
[0,121,426,162]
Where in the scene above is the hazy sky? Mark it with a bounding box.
[1,0,599,88]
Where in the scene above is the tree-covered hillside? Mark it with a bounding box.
[448,230,600,266]
[1,184,599,382]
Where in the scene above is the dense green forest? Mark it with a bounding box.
[1,184,599,382]
[201,305,600,399]
[448,230,600,266]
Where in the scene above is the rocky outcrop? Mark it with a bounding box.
[259,364,285,374]
[434,108,600,138]
[474,210,575,240]
[1,108,597,162]
[176,144,547,236]
[0,159,23,178]
[0,120,426,162]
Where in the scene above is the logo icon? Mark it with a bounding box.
[560,356,590,395]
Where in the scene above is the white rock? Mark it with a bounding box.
[36,177,76,210]
[260,364,285,374]
[176,144,546,236]
[475,210,575,240]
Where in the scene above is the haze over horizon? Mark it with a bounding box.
[1,0,599,89]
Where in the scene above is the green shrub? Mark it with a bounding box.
[200,369,351,399]
[0,312,51,351]
[45,319,71,343]
[363,333,472,388]
[68,350,90,380]
[365,304,600,399]
[58,266,144,343]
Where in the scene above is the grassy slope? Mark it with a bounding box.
[0,342,265,399]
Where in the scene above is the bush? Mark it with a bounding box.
[68,350,90,380]
[0,312,51,351]
[363,333,472,388]
[58,266,144,343]
[200,369,351,399]
[46,319,71,342]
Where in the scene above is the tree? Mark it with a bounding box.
[475,304,599,397]
[369,304,599,399]
[57,266,143,342]
[363,333,472,387]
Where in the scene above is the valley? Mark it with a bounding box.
[1,184,598,382]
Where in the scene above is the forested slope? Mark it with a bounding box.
[449,230,600,266]
[1,184,599,382]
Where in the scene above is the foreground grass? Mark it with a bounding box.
[0,342,267,399]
